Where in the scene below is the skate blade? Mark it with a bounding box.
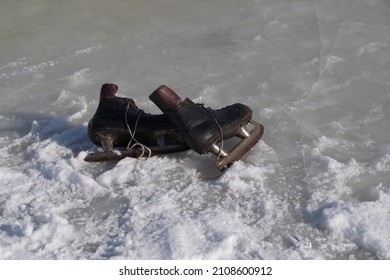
[85,133,131,162]
[85,132,189,162]
[216,119,264,171]
[84,144,189,162]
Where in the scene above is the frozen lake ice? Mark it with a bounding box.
[0,0,389,259]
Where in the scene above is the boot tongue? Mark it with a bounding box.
[100,83,118,100]
[154,85,182,107]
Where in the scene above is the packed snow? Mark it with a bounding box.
[0,0,389,259]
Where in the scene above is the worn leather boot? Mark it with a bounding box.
[149,85,263,168]
[86,84,189,161]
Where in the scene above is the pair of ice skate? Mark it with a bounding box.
[85,84,264,171]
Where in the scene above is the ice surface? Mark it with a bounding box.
[0,0,389,259]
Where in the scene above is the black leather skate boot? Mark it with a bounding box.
[85,84,189,162]
[149,85,264,170]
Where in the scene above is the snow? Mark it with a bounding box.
[1,0,389,259]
